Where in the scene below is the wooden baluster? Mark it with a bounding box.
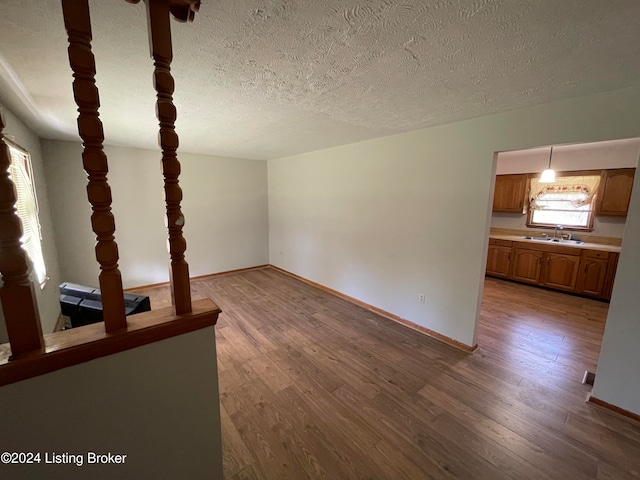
[61,0,127,332]
[0,108,45,357]
[143,0,192,314]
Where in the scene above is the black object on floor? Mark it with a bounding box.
[59,282,151,328]
[582,370,596,386]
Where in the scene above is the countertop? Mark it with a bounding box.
[490,234,621,253]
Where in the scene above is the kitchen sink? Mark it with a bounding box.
[522,236,552,242]
[552,238,585,245]
[522,236,584,245]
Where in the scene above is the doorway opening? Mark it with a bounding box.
[479,137,640,392]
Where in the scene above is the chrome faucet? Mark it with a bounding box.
[553,224,563,240]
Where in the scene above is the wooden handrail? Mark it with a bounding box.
[0,298,220,387]
[61,0,127,332]
[0,107,45,358]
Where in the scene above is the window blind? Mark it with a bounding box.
[7,145,47,286]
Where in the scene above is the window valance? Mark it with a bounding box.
[530,174,600,210]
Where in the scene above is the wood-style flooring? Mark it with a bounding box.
[139,267,640,479]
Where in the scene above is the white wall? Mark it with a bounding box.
[592,162,640,414]
[0,108,61,341]
[492,138,640,240]
[495,138,640,175]
[0,327,223,480]
[268,85,640,350]
[42,141,269,289]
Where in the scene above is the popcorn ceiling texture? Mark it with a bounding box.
[0,0,639,160]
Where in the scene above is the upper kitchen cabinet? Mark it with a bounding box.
[596,168,635,217]
[493,174,528,213]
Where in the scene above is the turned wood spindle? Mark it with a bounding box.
[0,107,45,357]
[142,0,193,314]
[61,0,127,332]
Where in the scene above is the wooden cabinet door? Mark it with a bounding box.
[486,245,511,278]
[542,253,581,292]
[596,168,635,217]
[510,248,543,284]
[603,252,619,301]
[493,174,528,213]
[576,257,608,297]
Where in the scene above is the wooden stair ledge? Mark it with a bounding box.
[0,298,221,387]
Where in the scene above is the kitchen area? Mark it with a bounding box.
[487,138,639,302]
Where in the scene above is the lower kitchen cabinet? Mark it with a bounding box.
[486,239,512,278]
[576,256,608,297]
[486,245,511,278]
[510,248,543,284]
[486,238,619,300]
[542,253,581,292]
[575,250,616,298]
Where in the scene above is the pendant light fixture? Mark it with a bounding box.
[539,146,556,183]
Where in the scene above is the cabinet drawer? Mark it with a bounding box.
[489,238,513,247]
[582,250,610,260]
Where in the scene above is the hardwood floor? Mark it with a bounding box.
[139,267,640,479]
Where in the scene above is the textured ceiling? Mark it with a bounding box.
[1,0,639,160]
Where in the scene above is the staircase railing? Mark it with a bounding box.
[0,0,220,386]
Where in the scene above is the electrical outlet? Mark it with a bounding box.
[418,293,425,303]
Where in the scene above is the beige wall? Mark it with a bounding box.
[0,327,223,480]
[268,86,640,358]
[0,108,61,341]
[42,141,269,289]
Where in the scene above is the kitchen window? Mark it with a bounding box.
[527,174,601,230]
[6,142,48,287]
